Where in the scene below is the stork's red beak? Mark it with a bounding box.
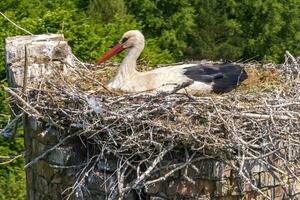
[96,43,125,65]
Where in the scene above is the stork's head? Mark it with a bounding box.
[96,30,145,65]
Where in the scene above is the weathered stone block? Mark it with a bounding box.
[187,160,226,180]
[51,174,63,184]
[5,34,74,88]
[36,160,55,181]
[96,157,118,172]
[35,176,49,195]
[47,145,78,166]
[215,180,228,197]
[31,139,48,157]
[166,179,215,197]
[219,196,241,200]
[34,127,60,145]
[49,183,65,200]
[150,197,167,200]
[252,172,281,188]
[86,171,116,193]
[145,182,162,195]
[5,34,64,64]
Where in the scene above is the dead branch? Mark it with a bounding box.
[0,153,24,165]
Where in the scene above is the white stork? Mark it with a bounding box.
[96,30,247,94]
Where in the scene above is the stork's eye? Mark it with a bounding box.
[121,37,128,43]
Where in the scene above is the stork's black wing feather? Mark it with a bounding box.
[183,64,247,93]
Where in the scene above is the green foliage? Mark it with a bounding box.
[0,137,26,200]
[125,0,300,62]
[0,0,299,199]
[0,84,24,200]
[187,0,244,61]
[125,0,196,58]
[218,0,300,62]
[142,38,174,65]
[88,0,127,23]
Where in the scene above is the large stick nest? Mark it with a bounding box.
[7,53,300,199]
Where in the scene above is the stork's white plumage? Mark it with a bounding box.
[96,30,247,94]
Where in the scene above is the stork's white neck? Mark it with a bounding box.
[109,45,143,87]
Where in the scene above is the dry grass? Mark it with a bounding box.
[62,61,285,96]
[238,64,284,93]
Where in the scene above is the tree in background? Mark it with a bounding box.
[125,0,300,62]
[125,0,196,58]
[88,0,127,23]
[225,0,300,62]
[0,0,299,199]
[189,0,244,61]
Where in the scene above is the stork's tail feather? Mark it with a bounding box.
[212,64,247,93]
